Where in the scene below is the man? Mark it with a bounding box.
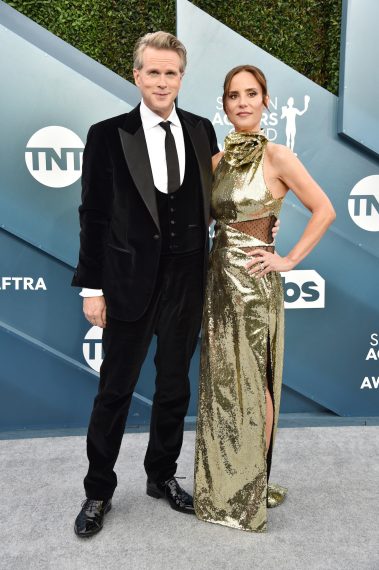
[72,31,219,537]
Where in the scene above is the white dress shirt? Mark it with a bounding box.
[140,99,185,191]
[80,100,185,298]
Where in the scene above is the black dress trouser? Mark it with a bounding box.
[84,250,204,500]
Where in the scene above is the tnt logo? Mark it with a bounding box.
[348,175,379,232]
[281,270,325,309]
[25,126,84,188]
[83,326,103,373]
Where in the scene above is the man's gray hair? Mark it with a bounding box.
[133,31,187,72]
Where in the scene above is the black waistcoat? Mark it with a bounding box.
[155,123,204,255]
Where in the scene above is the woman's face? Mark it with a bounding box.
[225,71,268,132]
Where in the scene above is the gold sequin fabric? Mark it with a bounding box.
[223,129,267,169]
[194,131,286,532]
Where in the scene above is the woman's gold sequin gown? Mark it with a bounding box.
[194,131,287,532]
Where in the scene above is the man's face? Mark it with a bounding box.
[133,47,183,119]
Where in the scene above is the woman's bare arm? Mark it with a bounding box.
[246,145,336,276]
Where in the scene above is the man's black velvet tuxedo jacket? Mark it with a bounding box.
[72,104,219,321]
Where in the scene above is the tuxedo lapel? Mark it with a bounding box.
[118,106,160,231]
[178,111,212,228]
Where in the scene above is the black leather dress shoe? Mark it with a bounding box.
[146,477,195,514]
[74,499,112,538]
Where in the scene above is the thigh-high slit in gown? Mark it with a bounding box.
[194,130,287,532]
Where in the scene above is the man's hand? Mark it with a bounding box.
[83,296,107,328]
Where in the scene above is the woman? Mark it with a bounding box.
[194,65,335,532]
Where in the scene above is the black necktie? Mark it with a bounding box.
[159,121,180,193]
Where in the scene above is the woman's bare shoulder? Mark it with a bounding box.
[266,142,295,165]
[212,151,224,172]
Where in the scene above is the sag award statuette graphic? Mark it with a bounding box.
[281,95,310,154]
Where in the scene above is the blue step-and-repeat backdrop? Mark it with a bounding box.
[0,0,378,430]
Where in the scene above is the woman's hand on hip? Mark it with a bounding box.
[245,249,295,277]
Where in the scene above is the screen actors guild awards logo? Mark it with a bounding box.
[213,94,311,153]
[360,333,379,389]
[0,277,47,291]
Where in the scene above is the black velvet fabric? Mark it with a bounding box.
[72,104,219,322]
[73,104,218,498]
[84,251,204,499]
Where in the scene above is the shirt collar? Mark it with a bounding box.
[140,99,181,130]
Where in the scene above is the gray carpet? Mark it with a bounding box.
[1,426,378,570]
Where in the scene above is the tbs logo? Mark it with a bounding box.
[348,175,379,232]
[281,270,325,309]
[25,126,84,188]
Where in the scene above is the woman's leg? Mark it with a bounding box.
[265,387,274,451]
